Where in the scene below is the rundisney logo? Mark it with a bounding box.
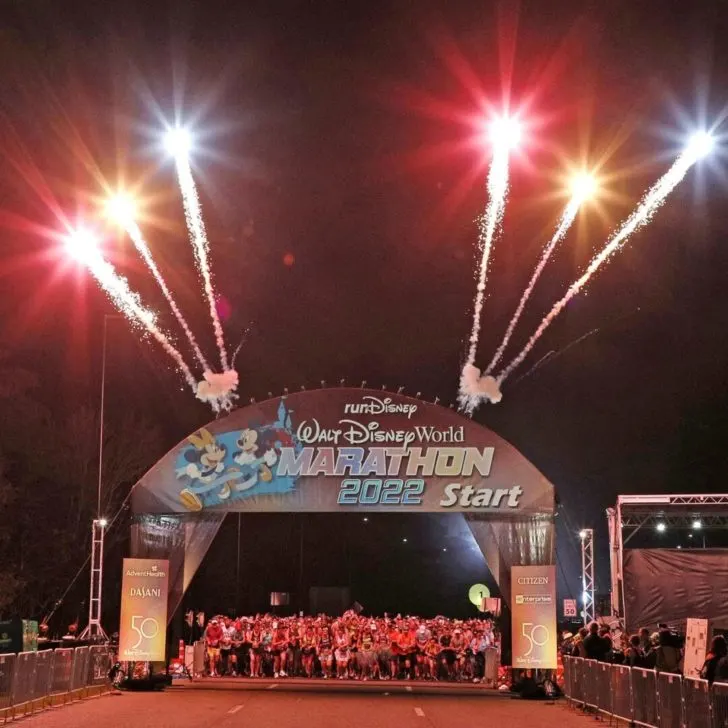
[343,396,418,420]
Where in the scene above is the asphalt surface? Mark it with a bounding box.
[18,684,591,728]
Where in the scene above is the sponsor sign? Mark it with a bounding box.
[563,599,578,618]
[133,389,554,514]
[683,618,710,679]
[511,565,557,669]
[119,558,169,661]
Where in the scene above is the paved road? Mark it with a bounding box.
[20,685,590,728]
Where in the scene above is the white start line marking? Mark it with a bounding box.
[227,705,244,714]
[405,686,413,692]
[267,684,278,690]
[414,707,425,717]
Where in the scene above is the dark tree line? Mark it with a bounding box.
[0,351,164,626]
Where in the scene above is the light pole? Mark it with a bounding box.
[80,314,120,642]
[97,315,110,518]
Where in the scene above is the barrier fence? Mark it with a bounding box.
[563,656,728,728]
[0,645,111,720]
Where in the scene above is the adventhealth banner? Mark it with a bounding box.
[119,558,169,661]
[511,565,557,669]
[132,388,554,515]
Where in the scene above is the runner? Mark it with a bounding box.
[220,616,235,675]
[414,620,431,679]
[357,626,377,681]
[451,627,467,681]
[333,622,350,680]
[193,613,498,681]
[272,621,289,678]
[204,618,223,677]
[318,627,334,679]
[425,634,441,680]
[399,621,416,680]
[249,622,263,677]
[301,624,317,678]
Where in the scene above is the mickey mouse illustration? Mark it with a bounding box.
[176,429,241,510]
[232,427,278,491]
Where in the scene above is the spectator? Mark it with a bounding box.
[572,627,588,658]
[583,621,609,662]
[654,629,681,673]
[560,631,574,656]
[598,627,614,658]
[658,623,683,649]
[625,634,645,667]
[639,627,652,653]
[701,635,728,684]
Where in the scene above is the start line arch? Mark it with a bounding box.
[130,388,555,626]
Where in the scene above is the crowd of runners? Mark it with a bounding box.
[198,611,498,681]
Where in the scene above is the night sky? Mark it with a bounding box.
[2,0,728,618]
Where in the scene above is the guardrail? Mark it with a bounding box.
[0,645,112,722]
[562,656,728,728]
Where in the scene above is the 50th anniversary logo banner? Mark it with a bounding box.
[511,565,557,669]
[119,558,169,662]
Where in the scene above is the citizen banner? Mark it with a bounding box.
[511,565,557,669]
[119,558,169,662]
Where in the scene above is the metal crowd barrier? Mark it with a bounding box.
[696,678,728,728]
[33,650,54,700]
[483,647,499,686]
[583,659,599,710]
[657,672,683,728]
[50,648,74,694]
[633,667,659,727]
[596,661,613,718]
[88,645,112,685]
[562,656,726,728]
[193,640,205,676]
[570,657,584,705]
[0,644,112,718]
[611,662,633,723]
[70,646,90,691]
[10,652,38,706]
[562,655,572,702]
[0,654,16,709]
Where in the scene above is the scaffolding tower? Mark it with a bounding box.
[79,518,108,642]
[607,493,728,620]
[580,528,595,625]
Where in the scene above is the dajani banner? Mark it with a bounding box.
[511,565,557,669]
[119,558,169,662]
[132,388,554,515]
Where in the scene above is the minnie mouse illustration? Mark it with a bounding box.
[176,429,241,510]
